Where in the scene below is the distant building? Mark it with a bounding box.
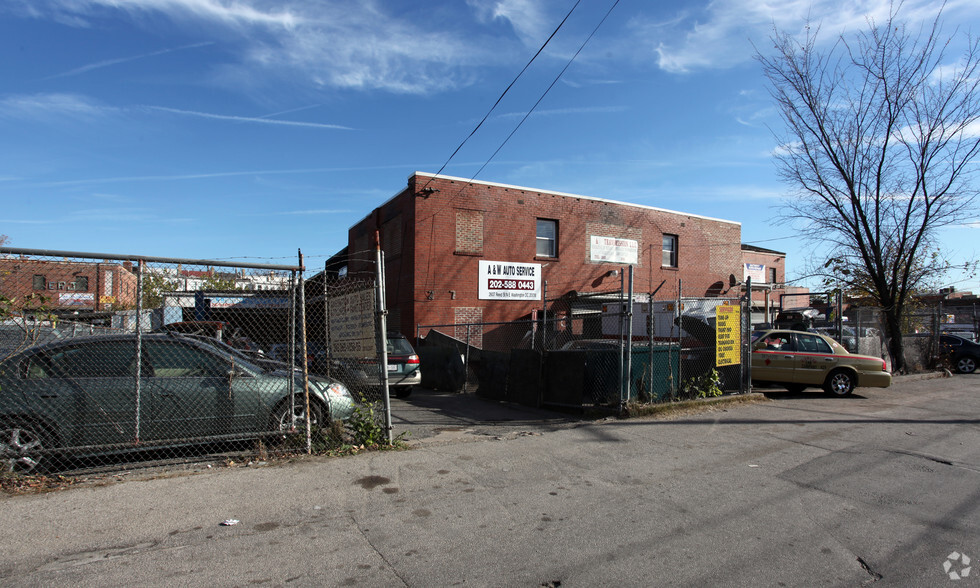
[740,244,803,323]
[0,256,139,312]
[149,265,293,292]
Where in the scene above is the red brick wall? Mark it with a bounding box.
[350,173,744,339]
[0,258,138,310]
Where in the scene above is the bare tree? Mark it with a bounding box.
[758,4,980,372]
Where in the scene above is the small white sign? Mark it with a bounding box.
[744,263,766,283]
[590,235,638,264]
[478,260,541,300]
[59,293,94,306]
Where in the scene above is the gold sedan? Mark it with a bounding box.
[751,330,891,396]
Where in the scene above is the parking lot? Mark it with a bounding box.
[3,371,976,586]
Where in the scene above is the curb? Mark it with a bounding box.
[892,371,948,383]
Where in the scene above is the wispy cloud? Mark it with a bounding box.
[271,209,354,216]
[40,0,302,29]
[25,0,501,95]
[31,164,421,188]
[146,106,354,130]
[41,41,214,80]
[561,78,624,89]
[467,0,551,45]
[0,93,112,121]
[495,105,627,120]
[634,0,970,74]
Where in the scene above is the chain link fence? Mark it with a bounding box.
[0,247,393,476]
[417,284,752,411]
[775,290,979,371]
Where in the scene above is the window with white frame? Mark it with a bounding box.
[536,219,557,257]
[662,234,678,267]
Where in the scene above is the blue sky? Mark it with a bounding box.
[1,0,978,291]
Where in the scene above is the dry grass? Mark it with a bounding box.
[624,393,769,420]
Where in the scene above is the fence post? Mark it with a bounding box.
[744,276,752,395]
[134,259,144,443]
[623,265,634,412]
[618,269,625,408]
[855,306,862,353]
[648,291,654,403]
[297,250,312,454]
[676,279,682,398]
[464,324,471,394]
[288,271,296,407]
[324,260,331,378]
[374,232,392,445]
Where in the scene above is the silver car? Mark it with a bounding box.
[0,333,355,473]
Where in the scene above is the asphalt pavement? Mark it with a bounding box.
[1,373,977,587]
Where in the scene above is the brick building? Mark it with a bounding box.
[0,257,139,313]
[740,244,804,323]
[348,172,751,341]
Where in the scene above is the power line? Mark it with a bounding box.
[421,0,585,192]
[469,0,621,181]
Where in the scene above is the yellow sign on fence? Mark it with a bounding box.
[715,304,741,367]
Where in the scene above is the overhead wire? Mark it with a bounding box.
[417,0,622,227]
[414,0,622,295]
[467,0,621,182]
[420,0,586,193]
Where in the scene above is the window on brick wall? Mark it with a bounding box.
[769,267,777,284]
[536,219,557,258]
[455,209,484,255]
[33,275,46,290]
[381,215,403,257]
[72,276,89,291]
[662,234,678,268]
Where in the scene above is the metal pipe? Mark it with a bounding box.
[374,232,392,445]
[676,279,682,398]
[297,250,312,454]
[288,271,296,406]
[623,265,634,412]
[324,261,331,378]
[134,260,144,443]
[744,276,752,394]
[618,269,624,406]
[0,246,300,272]
[464,324,471,395]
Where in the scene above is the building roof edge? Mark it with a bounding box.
[412,172,741,227]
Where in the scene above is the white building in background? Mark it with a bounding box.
[145,265,294,292]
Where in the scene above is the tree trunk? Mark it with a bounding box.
[883,310,906,374]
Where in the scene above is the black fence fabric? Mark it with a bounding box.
[417,295,751,410]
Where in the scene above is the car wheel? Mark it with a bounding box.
[784,383,807,394]
[955,357,977,374]
[824,369,854,397]
[271,397,324,435]
[1,421,50,474]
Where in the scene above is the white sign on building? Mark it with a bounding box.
[478,260,541,300]
[744,263,766,283]
[590,235,638,265]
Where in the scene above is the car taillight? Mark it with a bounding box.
[882,361,888,372]
[406,354,420,364]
